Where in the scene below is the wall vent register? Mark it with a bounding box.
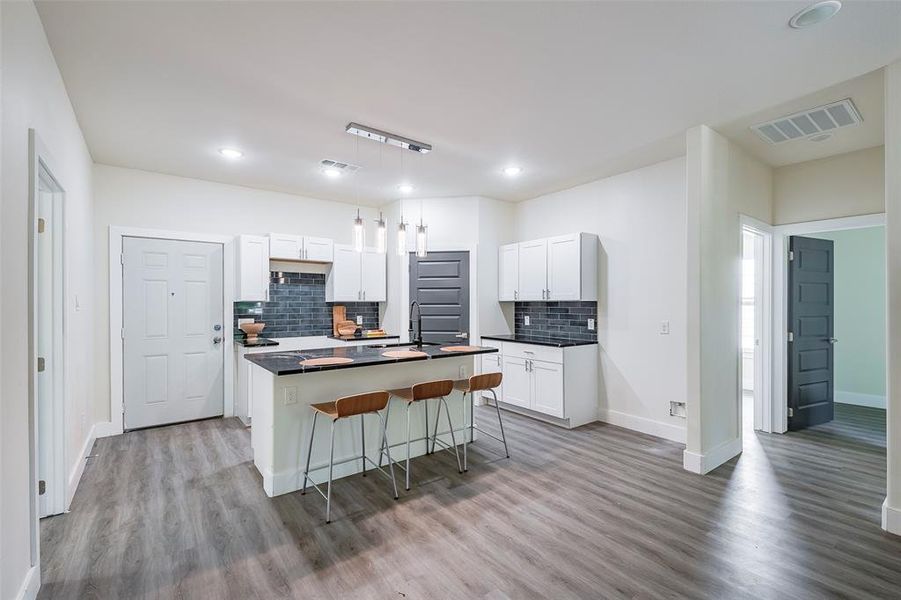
[750,98,861,144]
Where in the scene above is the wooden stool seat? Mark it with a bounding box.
[389,379,454,402]
[453,372,502,394]
[310,401,339,418]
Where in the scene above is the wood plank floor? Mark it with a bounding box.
[40,403,901,599]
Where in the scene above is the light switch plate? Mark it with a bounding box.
[356,315,363,325]
[284,386,298,405]
[524,315,531,326]
[660,320,670,335]
[588,318,595,331]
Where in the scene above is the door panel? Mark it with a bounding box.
[502,356,530,408]
[123,237,224,429]
[361,247,386,301]
[498,244,519,301]
[304,236,334,262]
[517,239,547,300]
[237,235,269,301]
[329,244,362,301]
[787,235,834,430]
[547,234,580,300]
[531,359,564,417]
[410,251,470,343]
[269,233,302,260]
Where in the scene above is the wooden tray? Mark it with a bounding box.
[299,357,355,366]
[381,350,428,359]
[440,345,482,352]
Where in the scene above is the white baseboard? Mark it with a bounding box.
[883,499,901,536]
[66,423,98,509]
[16,565,40,600]
[94,420,123,438]
[835,391,886,409]
[683,436,742,475]
[597,408,686,444]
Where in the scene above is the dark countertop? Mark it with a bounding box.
[245,343,498,375]
[235,337,280,348]
[481,334,598,348]
[328,334,400,342]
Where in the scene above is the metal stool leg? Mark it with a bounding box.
[491,389,510,458]
[326,419,336,523]
[430,397,442,454]
[378,399,391,469]
[378,411,399,499]
[463,392,469,472]
[424,398,430,454]
[441,396,463,473]
[301,412,318,495]
[405,401,413,491]
[360,413,366,477]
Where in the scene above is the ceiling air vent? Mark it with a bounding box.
[750,98,862,145]
[319,159,361,174]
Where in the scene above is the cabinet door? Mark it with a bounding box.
[531,359,564,417]
[517,239,548,301]
[238,235,269,301]
[303,236,334,262]
[480,353,504,402]
[501,356,530,408]
[360,247,386,302]
[498,244,520,301]
[268,233,302,260]
[547,234,581,300]
[327,244,362,302]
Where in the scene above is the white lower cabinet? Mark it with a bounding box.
[485,339,598,428]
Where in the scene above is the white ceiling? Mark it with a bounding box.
[35,1,901,206]
[718,68,885,167]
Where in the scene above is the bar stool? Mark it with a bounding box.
[301,390,398,524]
[453,372,509,471]
[384,379,462,490]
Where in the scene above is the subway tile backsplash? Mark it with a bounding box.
[514,301,598,342]
[234,272,379,339]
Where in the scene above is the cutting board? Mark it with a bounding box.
[332,305,346,336]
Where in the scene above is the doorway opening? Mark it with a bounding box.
[739,218,773,438]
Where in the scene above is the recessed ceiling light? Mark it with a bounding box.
[503,166,523,177]
[789,1,841,29]
[218,147,244,159]
[397,183,414,194]
[808,132,834,142]
[323,167,342,178]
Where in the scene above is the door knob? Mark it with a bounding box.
[455,332,468,339]
[828,338,838,344]
[213,336,223,344]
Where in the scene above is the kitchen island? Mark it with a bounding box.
[245,342,498,496]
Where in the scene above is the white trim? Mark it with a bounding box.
[835,391,886,409]
[15,565,40,600]
[66,423,97,509]
[93,421,122,439]
[597,408,686,443]
[883,499,901,536]
[682,436,742,475]
[773,213,886,434]
[109,226,235,434]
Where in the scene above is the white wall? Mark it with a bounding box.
[92,164,384,423]
[515,157,688,442]
[1,2,96,598]
[773,146,885,225]
[685,125,773,473]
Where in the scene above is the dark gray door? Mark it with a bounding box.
[787,235,835,430]
[410,251,470,344]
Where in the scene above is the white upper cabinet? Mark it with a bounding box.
[237,235,270,301]
[361,247,387,302]
[498,243,520,301]
[498,233,598,302]
[268,234,334,262]
[326,244,385,302]
[517,239,548,300]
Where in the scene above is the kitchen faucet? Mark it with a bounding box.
[409,301,424,347]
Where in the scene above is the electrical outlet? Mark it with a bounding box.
[660,320,670,335]
[524,315,530,326]
[356,315,363,325]
[588,318,595,331]
[459,365,467,378]
[284,386,298,405]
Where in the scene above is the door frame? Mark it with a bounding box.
[772,212,886,434]
[739,215,775,435]
[106,226,235,437]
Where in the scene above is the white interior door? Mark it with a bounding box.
[547,234,581,300]
[518,239,548,300]
[123,237,224,429]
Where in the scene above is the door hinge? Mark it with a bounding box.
[120,253,125,265]
[788,407,794,418]
[121,328,125,340]
[788,250,795,261]
[787,331,794,342]
[37,357,46,372]
[38,480,46,495]
[38,218,46,233]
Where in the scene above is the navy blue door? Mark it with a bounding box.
[409,251,470,344]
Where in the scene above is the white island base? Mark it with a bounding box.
[250,355,474,497]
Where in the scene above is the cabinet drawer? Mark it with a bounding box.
[502,342,562,364]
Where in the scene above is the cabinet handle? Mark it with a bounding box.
[363,290,366,300]
[514,290,518,300]
[546,289,551,299]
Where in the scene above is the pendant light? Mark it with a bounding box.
[397,217,407,256]
[353,208,365,252]
[415,215,428,258]
[375,211,387,254]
